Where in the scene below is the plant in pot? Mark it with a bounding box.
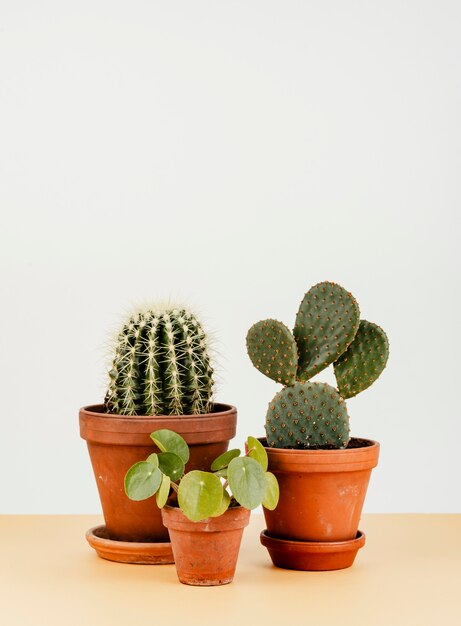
[246,281,389,571]
[80,305,237,564]
[124,429,279,586]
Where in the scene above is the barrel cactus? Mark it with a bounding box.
[105,306,215,416]
[246,282,389,449]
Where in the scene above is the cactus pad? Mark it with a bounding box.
[334,320,389,399]
[294,282,360,381]
[265,382,350,449]
[246,319,298,385]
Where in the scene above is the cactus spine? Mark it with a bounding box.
[246,282,389,449]
[106,307,214,416]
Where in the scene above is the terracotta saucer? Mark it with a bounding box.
[260,529,366,571]
[86,526,174,564]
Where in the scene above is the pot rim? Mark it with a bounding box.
[79,402,237,444]
[80,402,236,420]
[261,436,379,452]
[260,437,380,472]
[161,504,251,532]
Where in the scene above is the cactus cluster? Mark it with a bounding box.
[246,282,389,449]
[105,306,215,416]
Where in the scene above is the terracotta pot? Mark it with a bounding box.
[263,438,379,543]
[161,505,251,586]
[79,403,237,542]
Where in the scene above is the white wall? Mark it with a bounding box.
[1,0,459,513]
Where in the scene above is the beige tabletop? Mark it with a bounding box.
[0,514,460,626]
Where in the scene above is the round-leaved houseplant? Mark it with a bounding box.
[124,429,279,585]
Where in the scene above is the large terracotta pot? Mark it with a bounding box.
[161,505,251,586]
[79,403,237,542]
[263,438,379,542]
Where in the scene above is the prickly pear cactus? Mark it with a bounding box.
[105,306,214,416]
[265,382,350,449]
[246,281,389,449]
[294,282,360,381]
[246,319,298,385]
[334,320,389,399]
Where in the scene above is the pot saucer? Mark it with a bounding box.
[86,525,174,564]
[260,529,365,571]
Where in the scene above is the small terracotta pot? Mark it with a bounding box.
[263,438,379,543]
[161,505,251,586]
[79,403,237,542]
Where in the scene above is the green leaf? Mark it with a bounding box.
[157,452,185,482]
[177,471,223,522]
[124,461,162,501]
[210,448,241,471]
[150,429,189,464]
[227,457,266,510]
[262,472,279,510]
[246,436,268,471]
[146,453,159,468]
[211,489,231,517]
[156,473,171,508]
[214,468,228,479]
